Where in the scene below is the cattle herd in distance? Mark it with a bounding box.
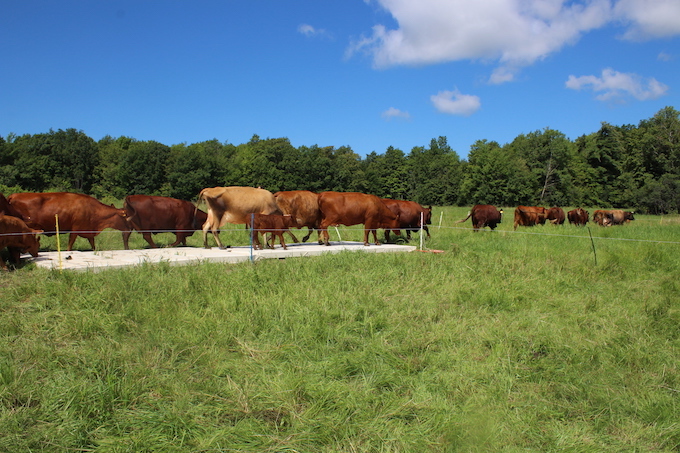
[0,187,636,270]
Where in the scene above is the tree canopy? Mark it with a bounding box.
[2,107,679,213]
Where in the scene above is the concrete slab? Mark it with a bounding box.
[27,241,417,272]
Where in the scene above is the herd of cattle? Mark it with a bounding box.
[0,188,432,270]
[458,204,635,231]
[0,188,636,270]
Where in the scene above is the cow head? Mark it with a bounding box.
[23,229,43,257]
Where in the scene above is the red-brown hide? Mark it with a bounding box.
[567,208,589,226]
[0,214,42,270]
[546,207,566,225]
[8,192,129,251]
[513,206,547,230]
[317,192,400,246]
[458,205,503,231]
[123,195,208,249]
[273,190,321,243]
[246,213,299,250]
[381,199,431,241]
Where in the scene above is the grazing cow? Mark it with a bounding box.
[0,214,42,270]
[8,192,129,251]
[457,205,503,231]
[593,209,635,226]
[197,186,281,249]
[123,195,208,249]
[567,208,589,226]
[381,199,432,242]
[546,207,566,225]
[513,206,548,230]
[317,191,400,246]
[246,213,299,250]
[273,190,321,243]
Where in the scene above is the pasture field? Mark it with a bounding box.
[1,206,679,452]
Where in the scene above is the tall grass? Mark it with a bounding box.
[1,207,679,451]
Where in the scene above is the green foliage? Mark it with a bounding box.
[2,106,680,210]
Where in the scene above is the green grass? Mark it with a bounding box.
[1,207,679,451]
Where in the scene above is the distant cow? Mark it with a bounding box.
[457,205,503,231]
[197,186,281,249]
[513,206,547,230]
[567,208,589,226]
[246,213,299,250]
[8,192,129,251]
[273,190,321,243]
[318,191,400,246]
[381,199,432,242]
[593,209,635,226]
[123,195,208,249]
[546,207,565,225]
[0,214,42,270]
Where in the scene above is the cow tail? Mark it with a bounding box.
[123,197,137,225]
[456,211,472,223]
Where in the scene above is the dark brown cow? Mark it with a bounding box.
[567,208,589,226]
[457,205,503,231]
[8,192,129,251]
[0,214,42,270]
[197,186,281,249]
[546,207,565,225]
[593,209,635,226]
[246,213,299,250]
[513,206,547,230]
[273,190,321,243]
[381,199,432,242]
[318,192,400,246]
[123,195,208,249]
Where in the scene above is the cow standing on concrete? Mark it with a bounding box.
[457,205,503,231]
[197,186,281,249]
[123,195,208,249]
[0,214,42,270]
[246,213,299,250]
[317,191,400,246]
[8,192,129,251]
[273,190,321,243]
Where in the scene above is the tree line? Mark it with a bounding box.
[1,106,678,214]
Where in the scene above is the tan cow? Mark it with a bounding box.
[197,186,281,249]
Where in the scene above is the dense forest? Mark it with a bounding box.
[1,106,679,214]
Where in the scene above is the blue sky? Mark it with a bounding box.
[2,1,679,159]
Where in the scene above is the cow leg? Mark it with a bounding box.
[301,227,313,243]
[362,228,371,246]
[320,228,330,246]
[67,233,79,251]
[86,236,96,250]
[423,225,430,238]
[286,230,298,244]
[142,232,158,248]
[278,233,287,250]
[122,231,132,250]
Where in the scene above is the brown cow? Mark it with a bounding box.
[1,193,23,218]
[273,190,321,243]
[8,192,129,251]
[457,205,503,231]
[567,208,589,226]
[0,214,42,270]
[246,213,299,250]
[381,199,432,242]
[513,206,547,230]
[317,191,400,246]
[197,186,281,249]
[123,195,208,249]
[546,207,565,225]
[593,209,634,226]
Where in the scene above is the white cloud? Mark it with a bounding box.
[298,23,329,38]
[565,68,669,101]
[381,107,411,120]
[613,0,680,40]
[430,89,481,116]
[348,0,680,82]
[658,51,674,62]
